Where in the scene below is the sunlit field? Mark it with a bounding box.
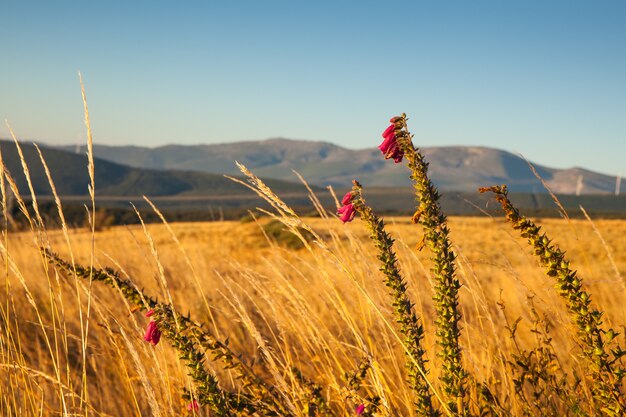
[2,208,625,415]
[2,113,626,417]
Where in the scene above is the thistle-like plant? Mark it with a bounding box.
[498,296,584,416]
[480,185,626,416]
[149,303,254,416]
[342,357,381,417]
[291,367,331,417]
[342,181,440,417]
[379,114,468,414]
[43,248,290,416]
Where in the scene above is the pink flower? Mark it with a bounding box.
[341,191,353,206]
[355,403,365,415]
[378,125,395,152]
[378,123,404,163]
[337,203,356,223]
[143,310,161,345]
[187,400,200,411]
[385,143,404,163]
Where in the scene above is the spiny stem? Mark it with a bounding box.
[43,248,290,416]
[392,114,468,415]
[343,357,381,417]
[480,185,626,415]
[349,181,440,417]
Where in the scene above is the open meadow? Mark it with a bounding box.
[2,112,625,417]
[4,2,626,415]
[2,202,625,415]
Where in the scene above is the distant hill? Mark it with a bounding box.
[0,140,313,198]
[1,139,624,220]
[57,139,623,194]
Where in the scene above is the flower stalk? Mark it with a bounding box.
[343,357,381,417]
[381,114,468,414]
[347,181,440,417]
[480,185,626,415]
[43,248,290,416]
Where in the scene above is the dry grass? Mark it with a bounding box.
[1,207,625,415]
[1,106,624,416]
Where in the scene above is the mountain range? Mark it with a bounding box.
[57,138,621,195]
[0,139,312,198]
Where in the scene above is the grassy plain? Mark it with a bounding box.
[1,208,625,415]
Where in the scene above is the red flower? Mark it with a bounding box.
[187,400,200,411]
[378,125,395,152]
[337,203,356,223]
[143,310,161,345]
[378,123,404,163]
[355,403,366,415]
[341,191,353,206]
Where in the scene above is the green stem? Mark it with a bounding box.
[480,185,626,415]
[393,115,468,415]
[350,181,440,417]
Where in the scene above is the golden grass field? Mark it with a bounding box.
[2,106,625,416]
[2,204,625,415]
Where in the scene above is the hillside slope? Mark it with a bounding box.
[57,139,623,194]
[0,140,311,197]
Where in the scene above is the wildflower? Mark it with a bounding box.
[378,121,403,163]
[338,203,356,223]
[378,125,396,154]
[187,400,200,411]
[143,310,161,345]
[355,403,365,415]
[337,191,356,223]
[341,191,353,205]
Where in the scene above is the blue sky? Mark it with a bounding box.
[1,1,625,176]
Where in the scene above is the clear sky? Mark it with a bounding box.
[1,1,625,176]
